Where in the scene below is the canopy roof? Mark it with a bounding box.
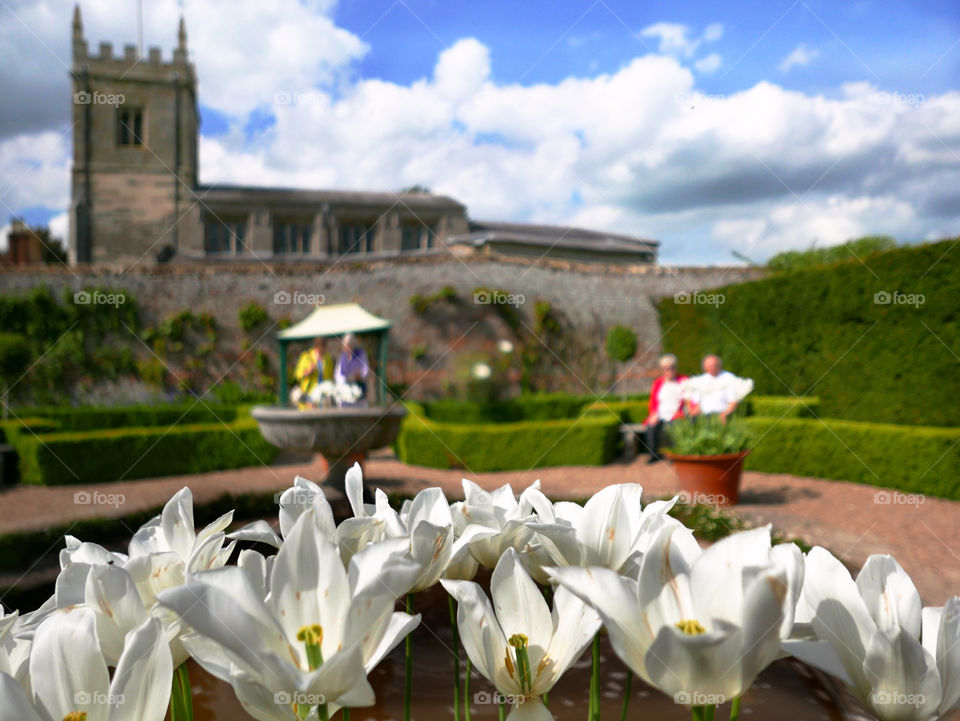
[277,303,391,341]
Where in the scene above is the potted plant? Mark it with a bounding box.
[662,415,753,505]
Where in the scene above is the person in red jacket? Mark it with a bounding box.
[643,353,688,464]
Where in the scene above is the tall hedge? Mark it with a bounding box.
[18,403,240,431]
[657,239,960,426]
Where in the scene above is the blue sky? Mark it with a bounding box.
[0,0,958,262]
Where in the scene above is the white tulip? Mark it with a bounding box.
[442,547,601,721]
[786,547,960,721]
[0,608,171,721]
[157,509,424,718]
[548,525,798,705]
[530,484,683,572]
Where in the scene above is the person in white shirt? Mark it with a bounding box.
[687,355,744,423]
[643,353,688,464]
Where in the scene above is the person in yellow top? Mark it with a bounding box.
[292,336,334,408]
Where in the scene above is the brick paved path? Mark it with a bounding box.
[1,452,957,604]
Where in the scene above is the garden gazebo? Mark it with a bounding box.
[275,302,391,405]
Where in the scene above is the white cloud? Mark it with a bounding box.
[640,22,723,58]
[695,53,722,74]
[1,5,958,265]
[779,44,820,73]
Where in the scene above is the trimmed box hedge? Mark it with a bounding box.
[581,399,650,423]
[658,238,960,427]
[14,418,277,486]
[421,392,597,423]
[745,416,960,500]
[0,417,60,445]
[395,410,621,471]
[16,403,240,431]
[744,396,819,419]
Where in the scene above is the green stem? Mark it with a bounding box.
[405,594,414,721]
[318,703,329,721]
[343,708,351,721]
[449,595,461,721]
[590,634,601,721]
[704,705,715,721]
[464,658,472,721]
[619,672,632,721]
[169,668,181,721]
[499,699,506,721]
[177,664,194,721]
[691,707,704,721]
[729,697,740,721]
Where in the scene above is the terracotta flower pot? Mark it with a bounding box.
[663,449,751,506]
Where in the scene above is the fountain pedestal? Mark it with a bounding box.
[251,405,407,493]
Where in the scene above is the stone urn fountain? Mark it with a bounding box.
[250,404,407,493]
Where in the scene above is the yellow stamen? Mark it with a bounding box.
[504,650,515,677]
[675,619,706,636]
[64,714,88,721]
[296,624,323,646]
[508,633,528,649]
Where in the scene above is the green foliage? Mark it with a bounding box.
[13,418,277,486]
[605,325,638,363]
[0,417,59,445]
[581,399,650,423]
[658,238,960,426]
[237,302,269,333]
[766,235,898,272]
[667,500,748,541]
[410,345,428,361]
[395,411,621,471]
[409,285,458,314]
[744,416,960,500]
[663,416,753,455]
[15,404,239,431]
[0,286,141,402]
[421,393,595,423]
[744,395,819,419]
[0,333,32,385]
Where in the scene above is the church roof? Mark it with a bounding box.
[195,185,465,210]
[448,220,659,255]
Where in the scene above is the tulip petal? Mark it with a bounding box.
[161,487,197,561]
[107,617,173,721]
[506,696,554,721]
[30,607,109,721]
[857,554,922,640]
[863,628,941,721]
[538,587,601,690]
[84,565,148,666]
[441,579,511,691]
[0,671,43,721]
[937,597,960,714]
[491,548,553,671]
[228,520,283,549]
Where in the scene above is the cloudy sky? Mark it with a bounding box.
[0,0,957,263]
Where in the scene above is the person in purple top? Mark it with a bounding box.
[334,332,369,400]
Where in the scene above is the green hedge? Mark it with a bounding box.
[744,396,819,419]
[658,239,960,427]
[745,417,960,499]
[14,418,277,486]
[396,411,621,471]
[421,393,597,423]
[581,399,650,423]
[0,417,60,445]
[16,403,240,431]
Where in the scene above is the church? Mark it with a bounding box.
[68,7,659,267]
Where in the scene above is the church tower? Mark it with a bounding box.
[69,5,199,264]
